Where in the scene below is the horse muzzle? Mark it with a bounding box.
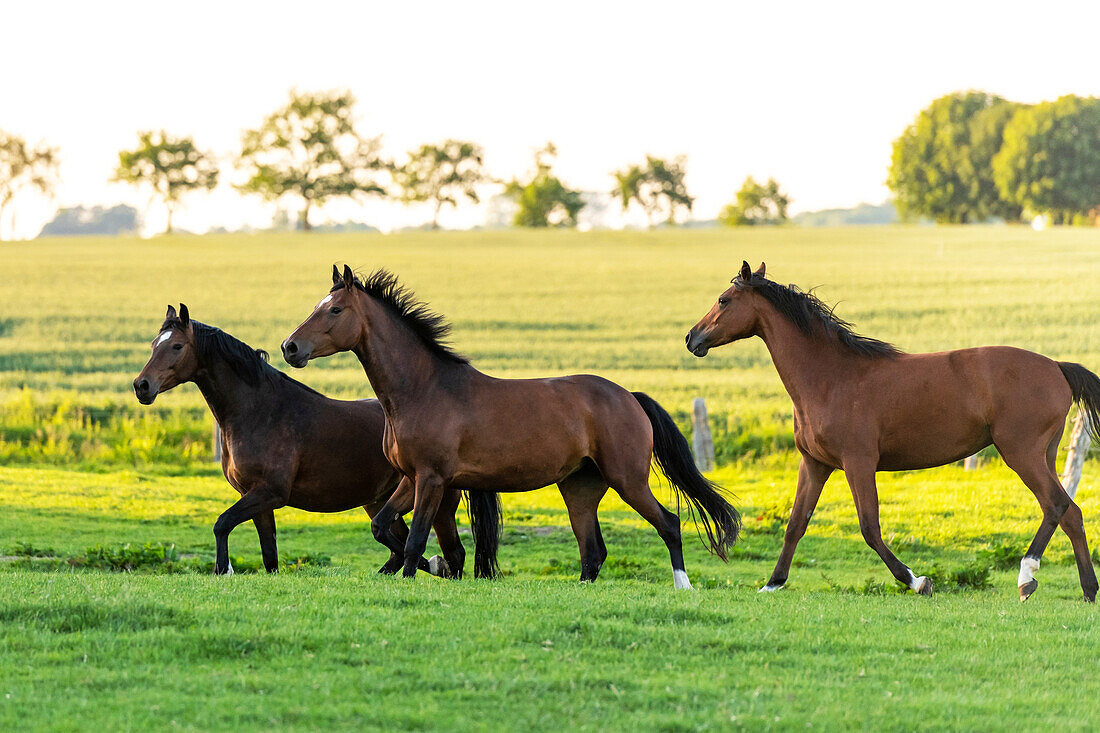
[685,330,710,358]
[133,377,158,405]
[281,339,312,368]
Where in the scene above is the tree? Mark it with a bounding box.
[502,144,585,227]
[237,89,386,231]
[887,91,1022,223]
[38,204,138,237]
[114,131,218,234]
[993,95,1100,224]
[611,155,694,226]
[0,131,58,241]
[393,140,486,229]
[719,177,790,226]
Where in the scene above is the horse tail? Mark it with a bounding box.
[467,490,502,579]
[1058,362,1100,443]
[631,391,741,560]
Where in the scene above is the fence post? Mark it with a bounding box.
[213,421,222,464]
[963,453,979,470]
[692,397,715,473]
[1062,411,1092,500]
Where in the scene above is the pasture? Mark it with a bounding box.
[3,226,1100,729]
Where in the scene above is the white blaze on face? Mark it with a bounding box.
[155,331,172,347]
[1018,557,1040,586]
[673,569,692,590]
[317,294,334,309]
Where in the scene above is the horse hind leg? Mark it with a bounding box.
[558,467,609,582]
[428,488,466,579]
[609,477,692,590]
[844,463,932,596]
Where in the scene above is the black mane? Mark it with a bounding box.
[333,269,469,364]
[737,274,902,358]
[159,317,324,394]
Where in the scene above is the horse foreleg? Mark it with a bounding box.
[402,473,447,578]
[252,509,279,573]
[558,476,609,582]
[370,477,418,568]
[213,488,286,575]
[844,464,932,596]
[761,454,832,592]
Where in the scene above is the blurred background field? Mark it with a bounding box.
[2,225,1099,471]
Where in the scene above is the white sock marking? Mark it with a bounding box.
[1018,557,1040,587]
[758,583,784,593]
[226,560,234,576]
[673,569,692,590]
[907,571,929,592]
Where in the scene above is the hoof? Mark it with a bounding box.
[758,583,785,593]
[914,576,932,597]
[428,555,450,578]
[1019,578,1038,602]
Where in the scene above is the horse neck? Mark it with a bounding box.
[350,298,461,418]
[754,302,850,406]
[191,355,268,428]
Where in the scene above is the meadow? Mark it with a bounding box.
[3,226,1100,730]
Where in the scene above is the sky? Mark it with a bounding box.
[2,0,1099,236]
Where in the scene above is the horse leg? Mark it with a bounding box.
[252,509,279,573]
[844,464,931,596]
[999,439,1097,602]
[364,501,430,575]
[558,472,609,582]
[402,473,447,578]
[371,477,417,564]
[213,487,286,575]
[429,489,466,579]
[613,481,691,590]
[761,454,833,592]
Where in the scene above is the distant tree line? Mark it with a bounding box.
[0,89,797,239]
[888,91,1100,224]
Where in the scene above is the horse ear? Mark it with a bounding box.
[754,262,766,277]
[179,303,190,327]
[342,265,354,290]
[739,261,752,281]
[332,264,341,286]
[166,305,177,320]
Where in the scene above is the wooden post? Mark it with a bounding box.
[692,397,715,473]
[213,421,222,463]
[963,453,979,470]
[1061,411,1092,500]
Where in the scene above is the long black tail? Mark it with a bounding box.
[1059,362,1100,443]
[632,392,741,560]
[466,490,502,579]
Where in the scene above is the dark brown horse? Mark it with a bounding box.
[687,261,1100,602]
[281,265,741,587]
[133,305,500,577]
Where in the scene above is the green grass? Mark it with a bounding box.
[2,226,1099,467]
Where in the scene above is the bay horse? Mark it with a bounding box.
[280,265,741,587]
[133,305,500,577]
[687,261,1100,602]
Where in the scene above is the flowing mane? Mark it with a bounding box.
[736,273,902,358]
[159,317,323,394]
[333,269,469,364]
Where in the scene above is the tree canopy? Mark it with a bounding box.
[0,131,58,241]
[611,155,694,226]
[237,90,386,231]
[502,144,585,227]
[719,177,790,226]
[114,131,217,234]
[393,140,486,229]
[887,91,1022,223]
[993,95,1100,224]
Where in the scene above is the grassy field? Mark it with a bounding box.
[2,226,1099,467]
[3,226,1100,730]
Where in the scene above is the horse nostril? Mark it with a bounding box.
[284,341,298,355]
[136,379,149,392]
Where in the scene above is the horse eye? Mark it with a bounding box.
[172,343,183,351]
[718,297,729,306]
[330,306,342,315]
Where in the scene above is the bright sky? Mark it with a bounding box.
[2,0,1098,236]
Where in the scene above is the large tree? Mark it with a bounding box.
[114,131,218,234]
[393,140,486,229]
[611,155,694,226]
[0,131,58,241]
[718,177,790,226]
[502,144,585,227]
[993,95,1100,224]
[237,90,386,231]
[887,91,1022,223]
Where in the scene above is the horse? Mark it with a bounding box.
[686,261,1100,602]
[280,265,741,587]
[133,304,501,578]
